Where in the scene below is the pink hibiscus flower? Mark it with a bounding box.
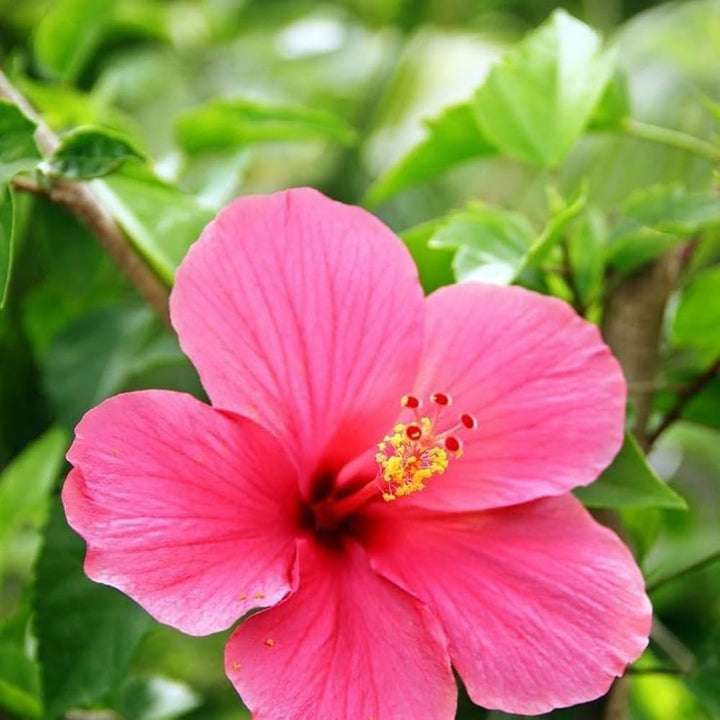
[63,188,651,719]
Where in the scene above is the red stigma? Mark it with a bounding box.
[431,392,451,406]
[401,394,421,409]
[406,424,422,440]
[460,413,477,430]
[444,436,461,453]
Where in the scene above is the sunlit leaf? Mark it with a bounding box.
[472,9,616,167]
[34,0,117,82]
[426,203,534,284]
[365,103,496,206]
[47,127,145,180]
[175,97,356,155]
[588,71,631,131]
[34,501,153,720]
[574,433,687,509]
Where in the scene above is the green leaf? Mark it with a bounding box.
[0,644,41,719]
[175,98,356,155]
[522,184,587,271]
[115,676,201,720]
[606,218,684,273]
[587,71,631,131]
[92,165,214,282]
[687,625,720,719]
[34,501,152,719]
[567,207,607,304]
[0,185,15,310]
[43,305,202,428]
[34,0,117,82]
[574,433,687,509]
[399,219,455,293]
[365,103,496,206]
[0,426,69,544]
[426,203,535,284]
[472,9,616,167]
[623,184,720,235]
[47,127,145,180]
[0,100,41,184]
[673,266,720,353]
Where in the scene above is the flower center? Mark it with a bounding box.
[375,392,477,502]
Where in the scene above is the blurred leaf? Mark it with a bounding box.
[34,501,152,719]
[620,507,662,562]
[606,219,684,273]
[0,186,15,309]
[47,127,145,180]
[567,207,607,304]
[574,433,687,509]
[92,165,213,282]
[472,10,616,167]
[0,426,68,544]
[43,305,200,428]
[673,267,720,353]
[687,625,720,719]
[0,100,40,184]
[0,644,41,719]
[115,676,201,720]
[588,71,631,131]
[623,184,720,235]
[34,0,117,82]
[365,103,496,206]
[522,184,587,271]
[176,98,356,155]
[399,219,454,293]
[426,203,534,284]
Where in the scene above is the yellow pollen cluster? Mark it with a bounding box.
[375,418,451,502]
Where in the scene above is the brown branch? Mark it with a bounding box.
[646,357,720,447]
[601,250,684,451]
[593,249,686,720]
[0,70,171,325]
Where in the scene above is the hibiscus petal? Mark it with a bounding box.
[170,188,424,483]
[225,538,456,720]
[410,282,625,510]
[365,495,651,714]
[64,390,300,635]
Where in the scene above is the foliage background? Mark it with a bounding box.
[1,0,719,719]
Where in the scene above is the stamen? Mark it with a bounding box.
[444,436,462,456]
[375,392,474,502]
[405,424,422,440]
[401,394,421,409]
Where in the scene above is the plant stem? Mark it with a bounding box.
[0,70,171,325]
[619,119,720,164]
[647,357,720,447]
[649,618,696,674]
[647,549,720,594]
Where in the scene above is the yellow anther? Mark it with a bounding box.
[375,418,452,502]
